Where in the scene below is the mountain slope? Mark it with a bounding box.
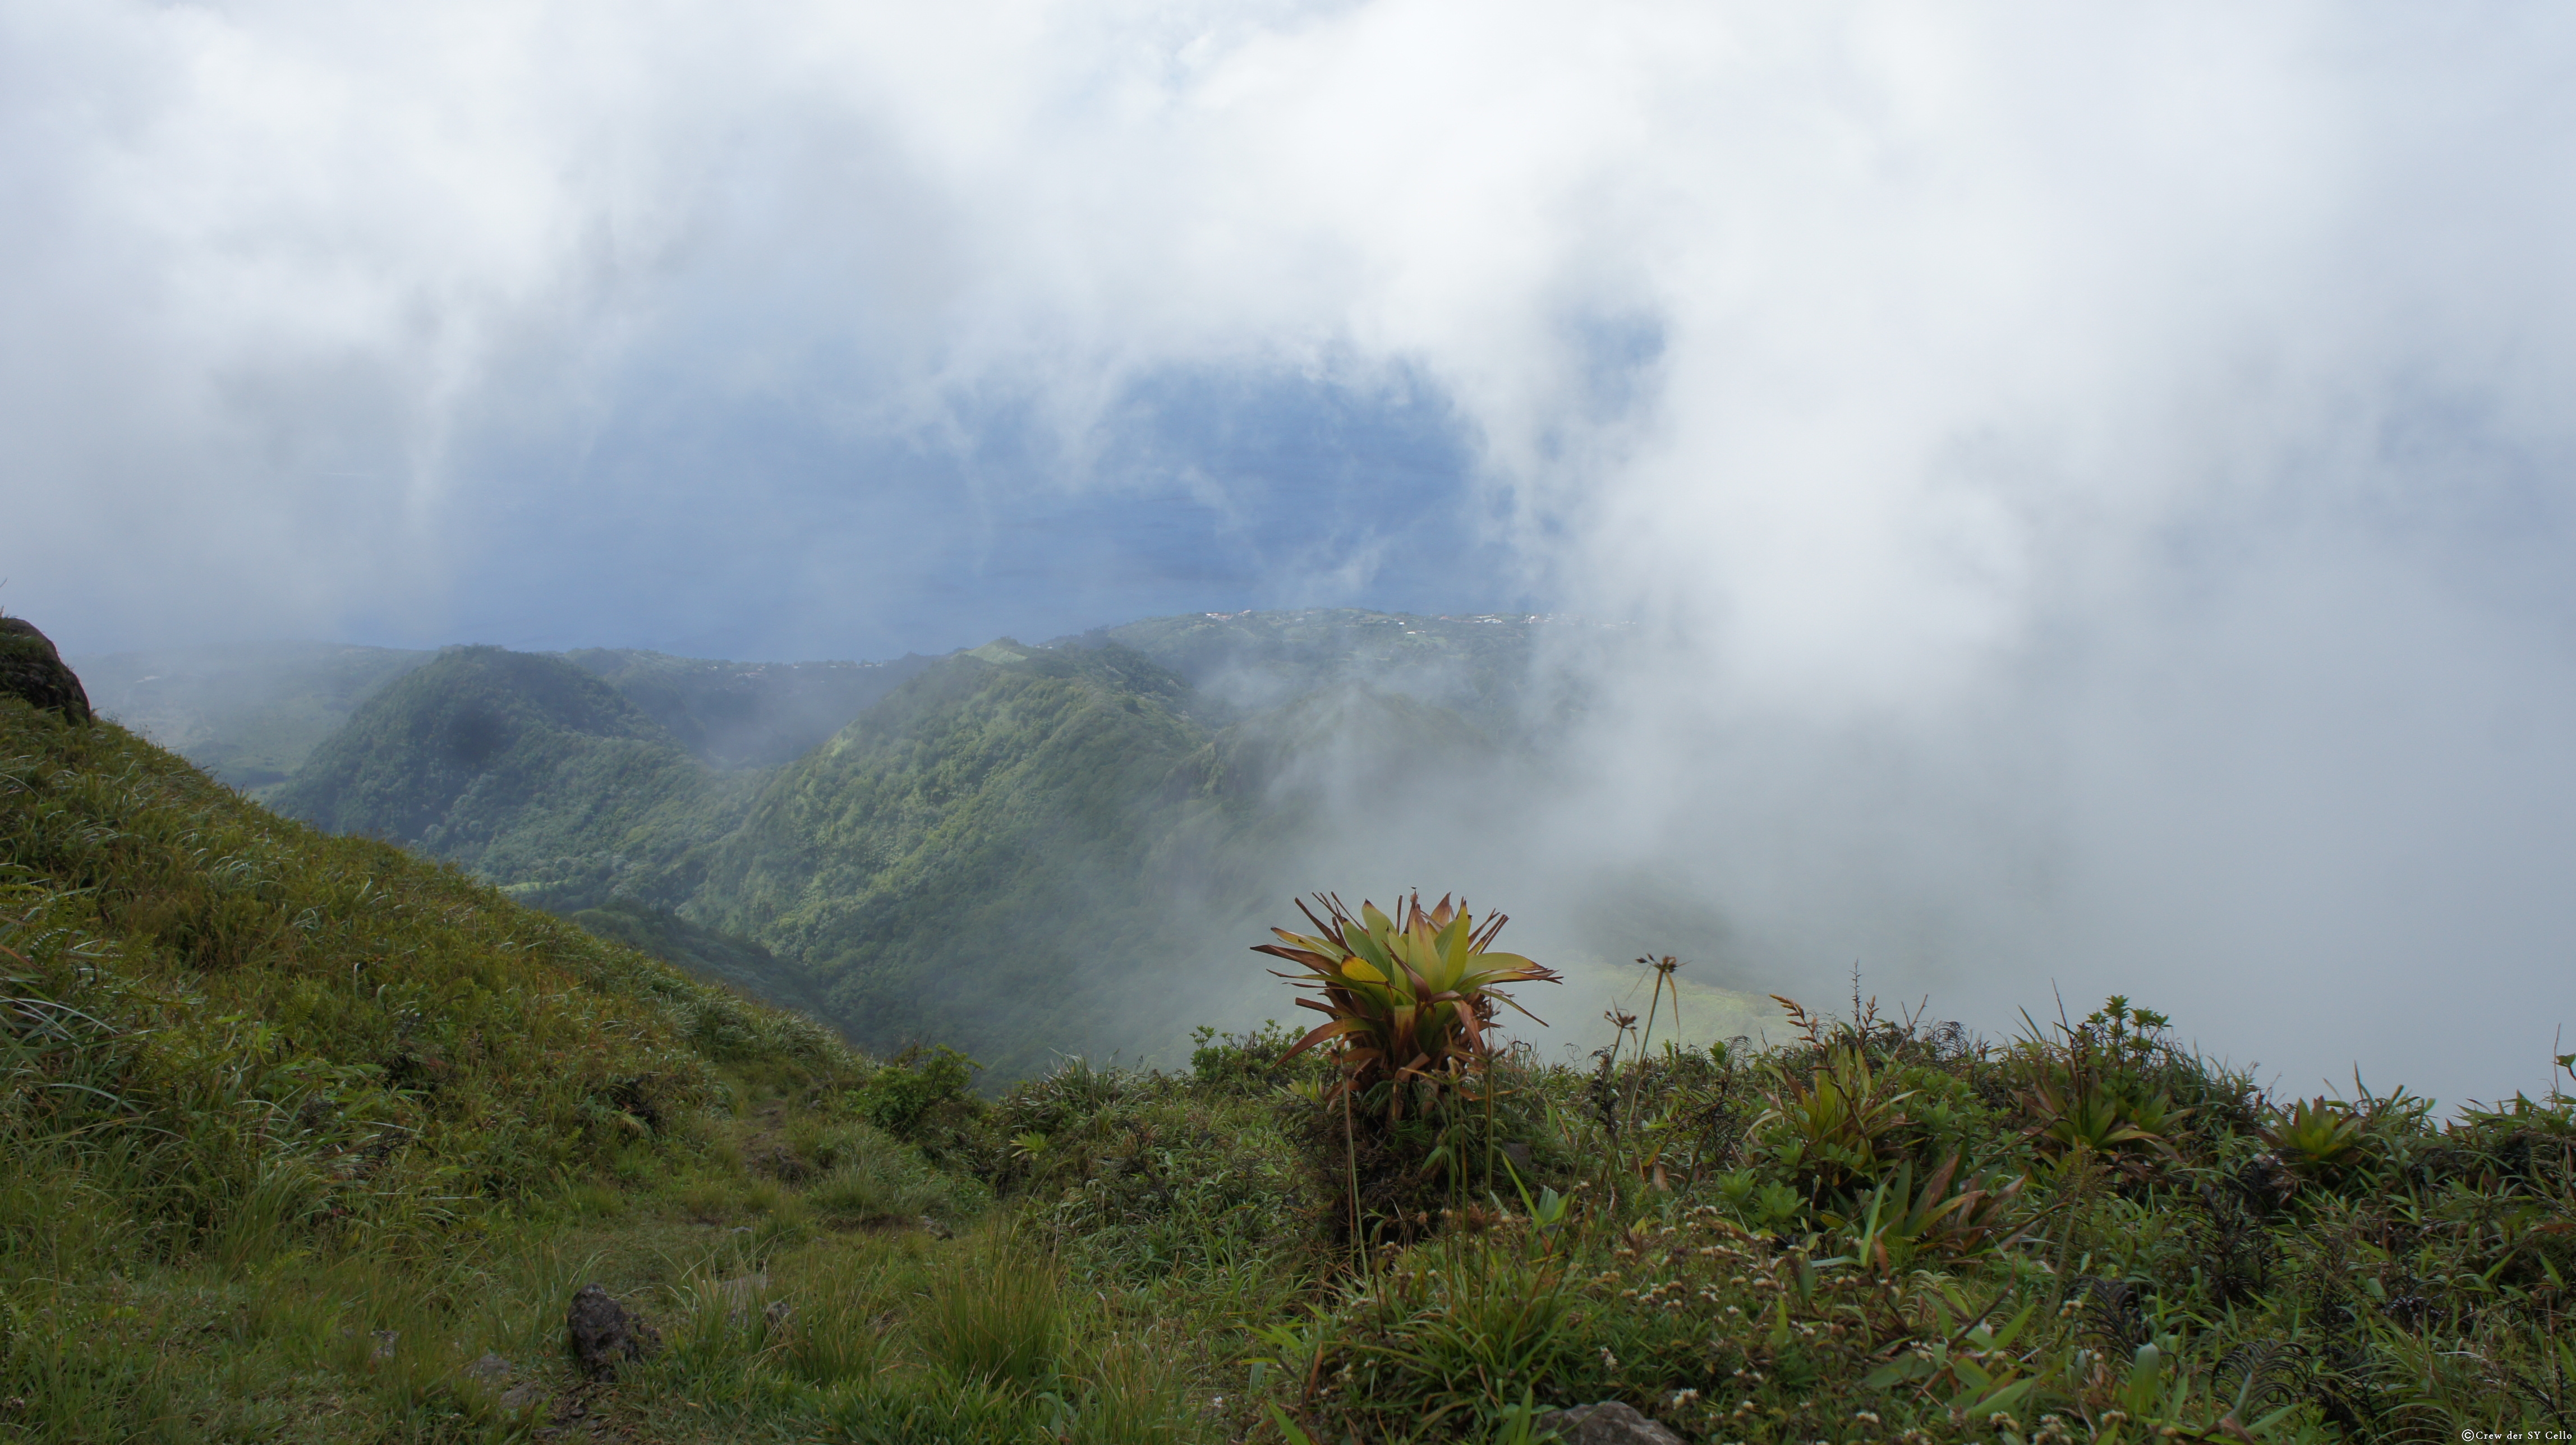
[73,640,935,795]
[0,688,851,1257]
[269,646,754,899]
[13,645,2558,1444]
[563,897,840,1022]
[687,642,1234,1073]
[0,660,1042,1443]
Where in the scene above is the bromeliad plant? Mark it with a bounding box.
[1257,892,1561,1121]
[2011,996,2187,1169]
[1751,1043,1920,1202]
[2258,1096,2371,1179]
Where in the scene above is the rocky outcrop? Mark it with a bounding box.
[0,618,91,724]
[567,1284,659,1380]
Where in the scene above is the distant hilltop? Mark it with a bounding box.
[71,608,1622,793]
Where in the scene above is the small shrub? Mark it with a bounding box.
[860,1046,983,1141]
[2260,1096,2371,1180]
[2010,997,2187,1170]
[1750,1043,1918,1203]
[1187,1019,1305,1096]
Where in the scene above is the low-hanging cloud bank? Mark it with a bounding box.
[8,2,2574,1103]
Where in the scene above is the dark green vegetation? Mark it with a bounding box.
[684,639,1252,1074]
[5,694,2572,1442]
[246,616,1582,1078]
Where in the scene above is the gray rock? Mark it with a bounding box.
[567,1284,659,1380]
[462,1352,548,1416]
[370,1330,399,1361]
[0,618,91,725]
[1530,1402,1685,1445]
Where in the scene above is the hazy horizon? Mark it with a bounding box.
[13,3,2575,1110]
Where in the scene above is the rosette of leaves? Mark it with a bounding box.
[2257,1096,2371,1179]
[1834,1153,2030,1273]
[2011,997,2186,1167]
[1256,892,1560,1120]
[1751,1044,1919,1201]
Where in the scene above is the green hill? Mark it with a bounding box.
[0,677,904,1438]
[7,631,2566,1444]
[72,641,936,797]
[563,897,840,1023]
[79,615,1761,1078]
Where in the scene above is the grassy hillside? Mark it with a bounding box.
[0,691,1308,1444]
[0,692,885,1439]
[4,688,2569,1443]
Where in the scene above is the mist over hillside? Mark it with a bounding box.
[117,610,1755,1080]
[79,595,2576,1108]
[73,643,938,786]
[71,643,435,793]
